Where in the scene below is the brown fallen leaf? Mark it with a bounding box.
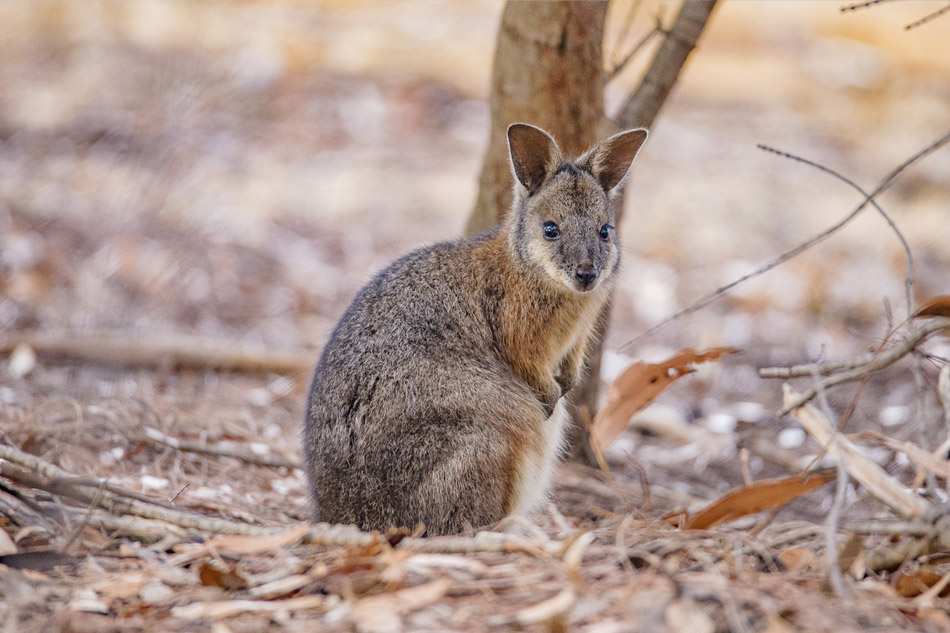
[684,470,835,530]
[590,347,738,452]
[895,567,945,598]
[198,561,248,591]
[777,547,817,572]
[913,295,950,319]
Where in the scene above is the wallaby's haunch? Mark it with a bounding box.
[304,123,648,535]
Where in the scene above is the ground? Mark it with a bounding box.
[1,2,949,631]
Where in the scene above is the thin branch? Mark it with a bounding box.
[0,441,568,555]
[756,144,915,319]
[776,318,950,416]
[826,462,853,600]
[904,3,950,30]
[614,0,718,130]
[620,130,950,350]
[143,427,302,470]
[760,355,876,379]
[840,0,891,12]
[0,331,316,375]
[605,19,664,84]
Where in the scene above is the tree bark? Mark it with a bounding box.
[465,1,608,236]
[569,1,719,463]
[465,0,717,464]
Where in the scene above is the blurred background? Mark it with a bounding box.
[0,1,948,509]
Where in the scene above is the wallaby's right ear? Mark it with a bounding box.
[507,123,563,195]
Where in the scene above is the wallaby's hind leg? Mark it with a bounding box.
[360,408,520,535]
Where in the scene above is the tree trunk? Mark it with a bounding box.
[466,0,717,464]
[569,1,719,464]
[464,1,608,236]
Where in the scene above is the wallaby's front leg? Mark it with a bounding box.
[555,337,590,399]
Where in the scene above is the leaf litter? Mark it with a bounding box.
[1,4,950,631]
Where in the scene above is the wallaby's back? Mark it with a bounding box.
[304,123,647,535]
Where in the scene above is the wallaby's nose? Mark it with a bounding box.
[575,267,597,288]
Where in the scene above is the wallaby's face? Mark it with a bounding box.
[506,124,648,294]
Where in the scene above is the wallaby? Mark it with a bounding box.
[303,123,648,535]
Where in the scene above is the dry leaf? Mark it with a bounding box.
[591,347,738,451]
[204,523,309,556]
[913,296,950,319]
[198,561,248,591]
[684,470,835,530]
[778,547,817,571]
[895,567,944,598]
[349,578,451,633]
[514,587,576,625]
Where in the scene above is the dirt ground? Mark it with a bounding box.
[1,2,950,631]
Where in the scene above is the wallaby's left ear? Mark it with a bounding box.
[581,128,648,195]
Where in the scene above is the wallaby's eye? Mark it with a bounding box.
[542,221,561,240]
[599,224,613,242]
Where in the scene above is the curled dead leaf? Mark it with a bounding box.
[591,347,738,452]
[895,567,945,598]
[684,470,835,530]
[913,296,950,319]
[198,561,248,591]
[777,547,817,572]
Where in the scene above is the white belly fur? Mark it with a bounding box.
[509,399,570,516]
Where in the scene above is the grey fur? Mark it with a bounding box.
[304,123,647,535]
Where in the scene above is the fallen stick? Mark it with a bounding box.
[143,427,302,470]
[0,442,566,554]
[0,331,317,375]
[765,318,950,415]
[782,385,930,520]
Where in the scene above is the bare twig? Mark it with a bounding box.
[605,18,664,83]
[756,144,916,318]
[840,0,891,12]
[774,318,950,415]
[620,130,950,350]
[825,461,853,600]
[759,355,876,379]
[904,3,950,30]
[614,0,718,131]
[143,427,302,470]
[0,441,573,555]
[0,331,316,375]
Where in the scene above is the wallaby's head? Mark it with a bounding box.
[506,123,647,294]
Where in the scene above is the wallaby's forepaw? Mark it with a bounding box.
[535,382,561,418]
[554,372,578,397]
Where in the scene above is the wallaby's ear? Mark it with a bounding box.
[507,123,563,194]
[581,128,648,195]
